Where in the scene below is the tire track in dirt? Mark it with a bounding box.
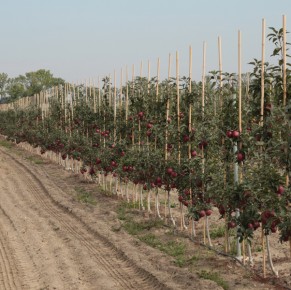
[0,224,19,290]
[0,170,40,290]
[0,154,119,289]
[0,148,171,290]
[1,172,79,289]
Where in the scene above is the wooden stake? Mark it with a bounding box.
[165,53,171,161]
[85,79,88,104]
[120,68,123,111]
[202,42,206,118]
[93,79,96,113]
[238,30,242,133]
[140,60,143,78]
[218,36,223,108]
[188,45,193,159]
[176,51,181,164]
[262,228,266,278]
[156,57,160,100]
[283,15,287,106]
[126,65,129,123]
[260,19,265,126]
[114,70,117,143]
[98,76,101,114]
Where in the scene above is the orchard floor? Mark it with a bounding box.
[0,138,290,290]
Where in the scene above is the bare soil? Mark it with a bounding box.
[0,139,290,290]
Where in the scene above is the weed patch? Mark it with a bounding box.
[198,270,229,290]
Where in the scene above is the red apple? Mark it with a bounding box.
[183,135,190,142]
[171,171,178,178]
[228,221,236,229]
[232,130,240,138]
[226,130,233,138]
[277,185,284,195]
[237,152,244,162]
[253,221,260,230]
[184,189,190,196]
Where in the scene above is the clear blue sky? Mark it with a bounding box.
[0,0,290,83]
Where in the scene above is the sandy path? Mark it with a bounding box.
[0,147,175,290]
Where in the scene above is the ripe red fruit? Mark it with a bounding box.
[167,167,173,175]
[277,185,284,195]
[232,130,240,138]
[218,206,226,216]
[138,112,144,119]
[191,150,197,157]
[205,209,212,216]
[111,161,117,167]
[253,221,260,230]
[237,152,244,162]
[171,171,178,178]
[156,177,162,183]
[228,221,236,229]
[184,189,190,196]
[120,151,125,156]
[143,184,147,190]
[89,167,96,175]
[183,201,189,207]
[199,210,206,218]
[271,227,277,233]
[61,154,67,160]
[183,135,190,142]
[247,223,254,230]
[178,196,183,202]
[146,123,153,129]
[96,158,101,164]
[226,130,233,138]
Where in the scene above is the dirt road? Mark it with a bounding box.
[0,145,188,290]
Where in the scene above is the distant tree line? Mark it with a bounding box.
[0,69,64,103]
